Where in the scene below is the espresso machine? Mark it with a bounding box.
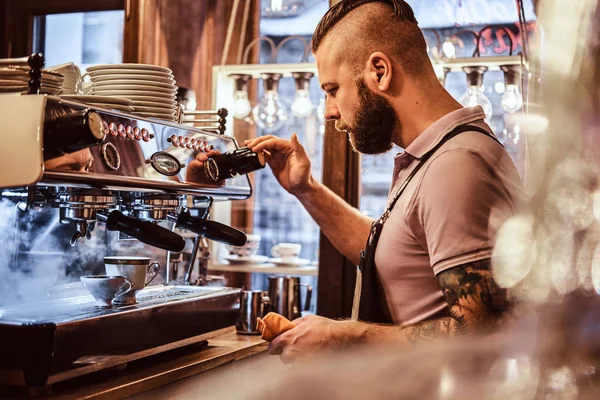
[0,54,253,391]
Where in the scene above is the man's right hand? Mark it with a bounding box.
[245,133,314,196]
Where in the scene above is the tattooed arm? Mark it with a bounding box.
[327,258,512,348]
[401,258,510,344]
[268,258,512,362]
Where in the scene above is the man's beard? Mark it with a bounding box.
[335,78,398,155]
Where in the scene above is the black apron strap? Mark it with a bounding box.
[355,124,501,323]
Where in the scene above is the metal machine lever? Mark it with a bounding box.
[167,210,247,246]
[98,210,186,252]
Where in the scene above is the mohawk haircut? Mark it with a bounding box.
[311,0,430,79]
[312,0,419,53]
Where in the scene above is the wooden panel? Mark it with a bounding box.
[0,1,11,58]
[124,0,260,105]
[0,330,267,399]
[314,0,362,319]
[317,119,361,319]
[14,0,123,13]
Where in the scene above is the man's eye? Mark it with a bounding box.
[327,88,337,97]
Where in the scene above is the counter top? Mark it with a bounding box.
[5,327,267,400]
[209,262,318,276]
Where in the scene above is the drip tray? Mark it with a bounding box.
[0,285,241,388]
[137,285,228,302]
[0,285,234,325]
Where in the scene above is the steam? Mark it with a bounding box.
[0,199,107,308]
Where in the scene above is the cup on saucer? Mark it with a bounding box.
[226,234,261,258]
[104,256,161,305]
[271,243,302,262]
[80,275,133,307]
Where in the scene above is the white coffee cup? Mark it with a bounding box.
[226,234,261,257]
[104,256,160,305]
[80,275,133,307]
[271,243,302,261]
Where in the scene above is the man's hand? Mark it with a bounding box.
[185,149,225,185]
[268,315,355,364]
[245,133,314,196]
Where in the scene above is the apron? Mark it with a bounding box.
[352,124,502,323]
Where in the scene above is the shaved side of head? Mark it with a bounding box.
[313,1,431,81]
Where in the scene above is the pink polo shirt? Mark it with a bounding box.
[374,106,523,326]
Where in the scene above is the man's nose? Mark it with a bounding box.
[324,100,340,120]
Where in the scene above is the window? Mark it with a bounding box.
[33,10,124,69]
[240,0,330,312]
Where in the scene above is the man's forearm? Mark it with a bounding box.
[336,315,492,348]
[335,317,454,348]
[296,178,373,265]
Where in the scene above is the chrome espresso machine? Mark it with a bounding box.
[0,55,253,391]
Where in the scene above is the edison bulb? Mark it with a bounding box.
[442,38,456,59]
[252,91,288,132]
[501,84,523,113]
[291,89,314,118]
[233,90,252,120]
[459,86,493,120]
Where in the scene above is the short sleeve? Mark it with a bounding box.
[406,149,516,275]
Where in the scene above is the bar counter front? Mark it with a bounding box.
[1,327,271,399]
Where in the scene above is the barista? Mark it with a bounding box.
[240,0,523,363]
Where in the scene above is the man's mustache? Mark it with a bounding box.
[335,119,350,132]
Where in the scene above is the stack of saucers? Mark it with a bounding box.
[0,67,64,95]
[85,64,178,122]
[47,62,82,95]
[59,95,134,113]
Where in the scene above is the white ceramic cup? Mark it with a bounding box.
[104,256,160,305]
[271,243,302,262]
[80,275,133,307]
[226,234,261,257]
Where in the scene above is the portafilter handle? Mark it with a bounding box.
[168,210,247,247]
[98,210,186,252]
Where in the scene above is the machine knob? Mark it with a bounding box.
[203,146,265,181]
[109,122,117,136]
[43,110,106,160]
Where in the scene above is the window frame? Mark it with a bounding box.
[3,0,125,58]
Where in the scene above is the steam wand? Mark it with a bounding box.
[70,222,88,246]
[182,235,210,285]
[167,209,247,285]
[164,222,178,285]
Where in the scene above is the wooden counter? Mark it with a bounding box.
[3,328,268,400]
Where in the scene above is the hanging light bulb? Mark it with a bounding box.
[442,37,456,59]
[270,0,283,12]
[291,72,314,118]
[228,74,252,120]
[459,66,493,120]
[500,65,524,113]
[253,73,288,132]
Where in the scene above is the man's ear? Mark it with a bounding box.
[365,52,393,92]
